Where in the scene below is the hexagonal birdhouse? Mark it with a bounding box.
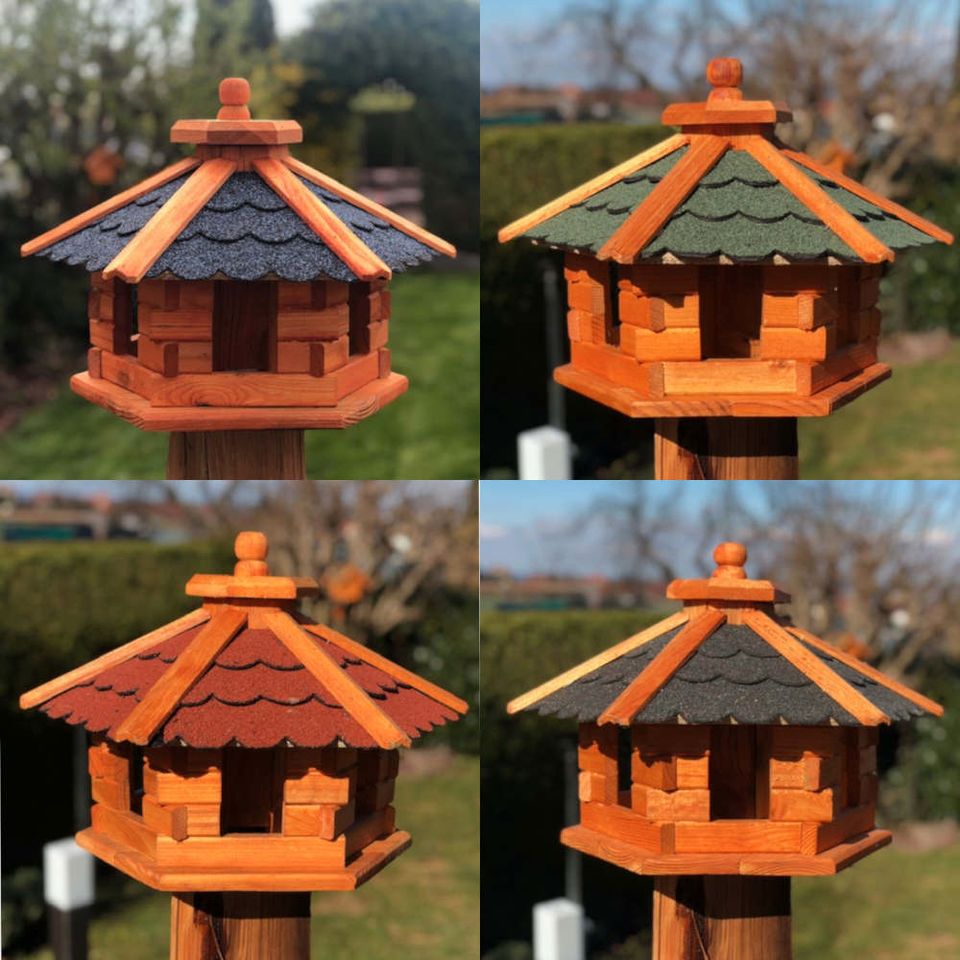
[21,532,467,893]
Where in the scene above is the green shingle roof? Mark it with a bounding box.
[522,143,936,263]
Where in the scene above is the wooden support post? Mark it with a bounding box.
[654,418,799,479]
[167,430,306,479]
[47,905,90,960]
[653,876,791,960]
[170,892,311,960]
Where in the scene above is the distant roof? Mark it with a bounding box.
[500,58,952,264]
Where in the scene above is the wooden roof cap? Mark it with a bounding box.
[185,530,320,602]
[665,542,791,604]
[170,77,303,145]
[661,57,793,128]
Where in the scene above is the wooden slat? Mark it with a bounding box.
[506,609,689,714]
[783,149,954,245]
[21,157,202,257]
[264,611,411,749]
[20,608,211,710]
[498,134,689,243]
[743,611,889,725]
[102,159,237,283]
[284,155,455,258]
[253,158,390,281]
[113,608,247,745]
[788,625,943,717]
[598,610,726,725]
[599,135,728,262]
[305,622,468,714]
[744,138,894,264]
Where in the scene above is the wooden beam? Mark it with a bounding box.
[21,157,202,257]
[252,158,390,282]
[744,138,894,264]
[264,611,411,750]
[743,611,889,725]
[506,609,689,714]
[304,622,469,715]
[284,155,456,258]
[783,149,954,245]
[599,135,729,262]
[113,607,247,745]
[498,134,689,243]
[598,609,726,725]
[20,608,211,710]
[787,624,943,718]
[102,159,237,283]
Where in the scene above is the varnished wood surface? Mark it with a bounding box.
[167,430,307,479]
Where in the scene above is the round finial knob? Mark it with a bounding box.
[706,58,743,102]
[712,542,747,579]
[234,531,268,576]
[217,78,251,120]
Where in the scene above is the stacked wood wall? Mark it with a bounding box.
[276,280,352,376]
[142,747,222,839]
[282,746,357,841]
[618,265,700,361]
[88,273,134,360]
[137,280,214,377]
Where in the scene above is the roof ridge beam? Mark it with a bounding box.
[743,611,889,725]
[598,608,726,725]
[507,609,690,715]
[266,611,411,749]
[781,149,954,245]
[20,608,211,710]
[598,135,729,262]
[498,133,689,244]
[787,624,943,717]
[21,156,203,258]
[304,622,468,715]
[253,157,391,282]
[744,138,894,264]
[284,156,456,258]
[102,158,237,283]
[113,606,247,745]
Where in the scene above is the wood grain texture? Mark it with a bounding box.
[285,155,455,257]
[745,138,894,263]
[599,135,729,262]
[265,611,411,749]
[787,625,943,717]
[103,159,237,283]
[305,622,468,714]
[167,430,306,480]
[506,609,689,714]
[598,610,725,724]
[744,611,889,725]
[21,157,202,257]
[499,134,688,243]
[253,158,390,281]
[113,608,247,745]
[20,608,210,709]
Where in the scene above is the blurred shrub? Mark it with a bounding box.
[480,609,663,954]
[1,866,43,954]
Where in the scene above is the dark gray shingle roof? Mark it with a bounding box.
[36,172,439,282]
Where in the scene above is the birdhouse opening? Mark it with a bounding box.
[220,747,284,834]
[129,747,145,816]
[708,726,763,820]
[212,280,276,372]
[700,267,763,359]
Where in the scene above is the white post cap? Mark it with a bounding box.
[518,426,572,480]
[533,897,585,960]
[43,838,95,910]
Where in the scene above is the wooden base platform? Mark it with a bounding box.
[561,824,891,877]
[554,362,890,418]
[76,826,411,892]
[70,371,408,431]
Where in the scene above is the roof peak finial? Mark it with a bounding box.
[712,541,747,579]
[235,530,268,576]
[218,77,251,120]
[706,57,743,102]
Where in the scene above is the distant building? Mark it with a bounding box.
[480,568,667,611]
[481,84,662,126]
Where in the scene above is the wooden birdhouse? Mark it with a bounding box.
[499,58,953,479]
[21,78,455,479]
[20,532,467,953]
[508,542,942,958]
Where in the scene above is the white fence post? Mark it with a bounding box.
[533,897,585,960]
[44,838,95,960]
[518,426,573,480]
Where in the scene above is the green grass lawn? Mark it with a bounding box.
[22,753,478,960]
[800,344,960,478]
[0,271,479,479]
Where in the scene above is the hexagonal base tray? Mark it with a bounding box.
[71,371,409,432]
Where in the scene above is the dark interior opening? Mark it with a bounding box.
[114,280,137,355]
[699,265,763,358]
[606,264,621,347]
[212,280,277,371]
[220,748,283,833]
[842,728,861,808]
[709,726,760,819]
[129,746,143,815]
[617,726,632,799]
